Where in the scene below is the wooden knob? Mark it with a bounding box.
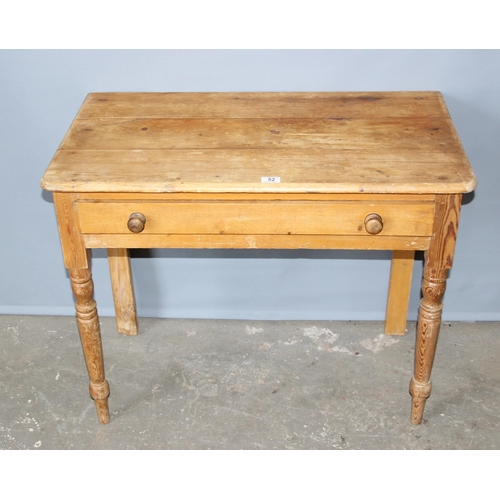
[364,213,383,235]
[127,212,146,233]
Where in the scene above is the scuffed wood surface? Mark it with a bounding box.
[76,92,449,119]
[41,92,476,194]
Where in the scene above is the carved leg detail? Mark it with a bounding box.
[70,268,110,424]
[410,268,447,424]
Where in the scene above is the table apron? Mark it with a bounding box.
[82,233,431,251]
[76,200,435,238]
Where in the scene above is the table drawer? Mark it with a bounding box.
[77,201,435,237]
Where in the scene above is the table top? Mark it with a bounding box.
[41,92,476,194]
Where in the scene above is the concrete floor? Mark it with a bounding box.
[1,314,499,449]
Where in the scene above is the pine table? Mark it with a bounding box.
[41,92,476,425]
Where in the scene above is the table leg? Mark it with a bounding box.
[410,194,461,424]
[54,193,110,424]
[70,266,110,424]
[385,250,415,335]
[108,248,138,335]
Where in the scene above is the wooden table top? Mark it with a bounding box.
[41,92,476,194]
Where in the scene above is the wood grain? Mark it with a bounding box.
[77,92,449,119]
[426,194,462,269]
[60,117,458,151]
[53,193,89,269]
[83,233,432,251]
[41,92,476,194]
[42,149,473,194]
[108,249,138,336]
[76,200,435,237]
[410,194,462,424]
[70,266,110,424]
[385,250,415,335]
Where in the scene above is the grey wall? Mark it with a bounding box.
[1,50,498,321]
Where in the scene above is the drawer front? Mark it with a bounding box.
[77,201,435,237]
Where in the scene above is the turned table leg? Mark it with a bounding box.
[410,267,447,424]
[54,193,110,424]
[70,267,110,424]
[108,248,138,336]
[410,194,461,424]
